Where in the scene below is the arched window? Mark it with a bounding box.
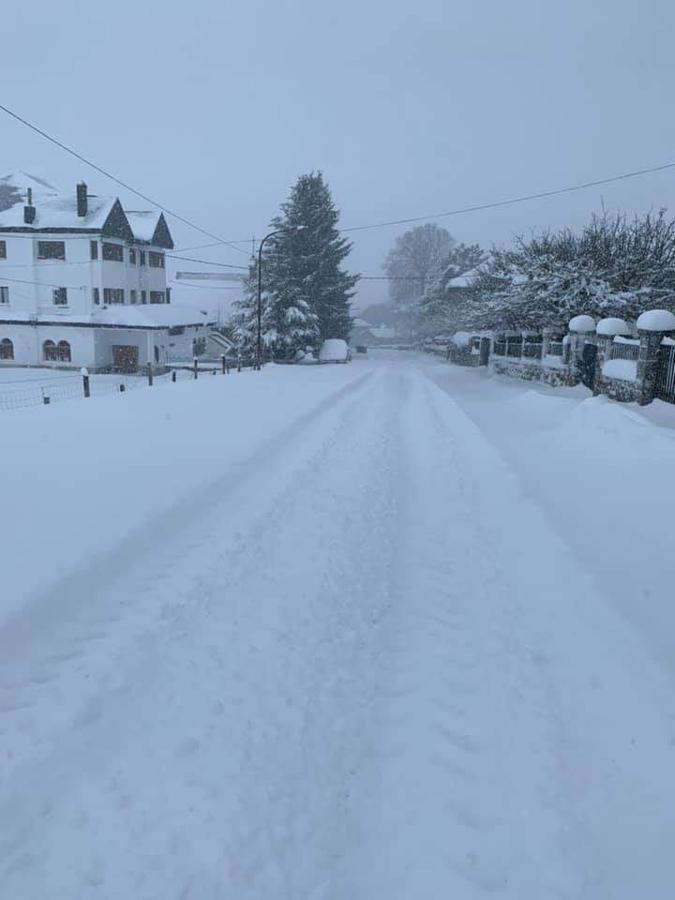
[43,339,57,361]
[57,340,71,363]
[0,338,13,360]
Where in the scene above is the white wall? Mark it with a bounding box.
[0,323,96,367]
[0,235,169,318]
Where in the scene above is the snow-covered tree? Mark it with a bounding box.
[231,261,276,355]
[383,224,456,338]
[264,172,357,355]
[457,211,675,333]
[418,242,486,336]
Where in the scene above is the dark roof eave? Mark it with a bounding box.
[0,226,103,234]
[0,317,210,330]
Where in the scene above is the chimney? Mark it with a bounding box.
[76,181,88,218]
[23,186,36,225]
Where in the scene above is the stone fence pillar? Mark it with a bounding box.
[593,335,613,395]
[635,310,675,405]
[637,330,663,405]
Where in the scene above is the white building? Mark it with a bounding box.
[0,172,213,371]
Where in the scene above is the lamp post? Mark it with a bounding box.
[256,224,307,369]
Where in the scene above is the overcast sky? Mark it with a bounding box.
[3,0,675,311]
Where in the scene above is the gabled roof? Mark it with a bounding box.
[0,175,119,232]
[0,174,170,246]
[125,210,174,248]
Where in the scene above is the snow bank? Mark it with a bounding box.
[451,331,471,347]
[0,364,367,625]
[636,309,675,332]
[597,317,630,336]
[602,358,638,382]
[569,314,596,332]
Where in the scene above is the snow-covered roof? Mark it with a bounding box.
[0,173,173,247]
[597,317,630,336]
[0,304,214,329]
[0,187,117,231]
[447,266,484,289]
[0,170,59,211]
[124,210,173,247]
[636,309,675,332]
[569,314,596,333]
[125,210,159,242]
[93,305,213,328]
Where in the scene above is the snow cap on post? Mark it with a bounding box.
[636,309,675,332]
[568,314,596,333]
[596,317,630,336]
[451,331,472,347]
[80,367,89,377]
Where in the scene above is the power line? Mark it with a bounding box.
[172,157,675,250]
[0,273,85,289]
[0,102,250,257]
[341,161,675,233]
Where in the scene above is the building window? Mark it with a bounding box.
[139,250,146,266]
[0,338,13,360]
[38,241,65,260]
[102,242,124,262]
[0,240,6,259]
[53,287,68,306]
[149,291,165,304]
[93,288,100,305]
[90,240,98,260]
[103,288,125,304]
[149,251,165,268]
[0,286,8,304]
[130,289,137,304]
[43,339,70,363]
[129,248,137,265]
[140,290,147,304]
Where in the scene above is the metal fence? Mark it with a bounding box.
[610,340,640,362]
[0,359,256,413]
[656,344,675,403]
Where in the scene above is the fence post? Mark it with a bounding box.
[221,354,228,374]
[237,355,242,373]
[81,367,90,398]
[147,362,153,386]
[119,383,126,392]
[193,357,199,380]
[171,370,177,383]
[42,389,50,405]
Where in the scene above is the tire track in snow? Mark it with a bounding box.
[0,369,385,895]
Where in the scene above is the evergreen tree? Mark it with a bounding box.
[231,261,275,356]
[265,172,358,354]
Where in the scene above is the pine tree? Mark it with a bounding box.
[231,261,275,356]
[265,172,358,355]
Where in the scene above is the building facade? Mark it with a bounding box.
[0,172,212,371]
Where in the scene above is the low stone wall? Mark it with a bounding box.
[595,375,640,403]
[490,357,578,387]
[448,347,482,366]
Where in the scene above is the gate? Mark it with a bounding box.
[581,342,597,390]
[656,344,675,403]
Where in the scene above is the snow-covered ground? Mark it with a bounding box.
[1,352,675,898]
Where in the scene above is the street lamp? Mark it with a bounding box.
[256,225,307,369]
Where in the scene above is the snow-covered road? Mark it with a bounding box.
[2,354,675,898]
